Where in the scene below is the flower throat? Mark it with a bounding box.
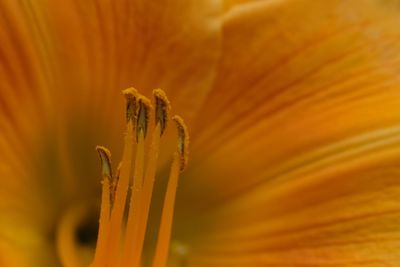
[92,88,189,267]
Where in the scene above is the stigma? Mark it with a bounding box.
[91,88,189,267]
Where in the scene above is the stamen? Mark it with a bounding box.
[122,96,152,267]
[91,147,112,267]
[152,116,189,267]
[91,88,188,267]
[104,88,137,265]
[128,89,171,267]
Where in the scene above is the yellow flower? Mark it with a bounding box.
[2,0,400,266]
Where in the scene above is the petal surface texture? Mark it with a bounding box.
[184,0,400,266]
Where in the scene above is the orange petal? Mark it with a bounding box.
[191,129,400,265]
[188,0,400,208]
[178,0,400,265]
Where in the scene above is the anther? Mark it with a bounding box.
[173,116,189,171]
[136,96,152,140]
[96,146,114,208]
[153,89,171,136]
[122,87,138,123]
[96,146,112,180]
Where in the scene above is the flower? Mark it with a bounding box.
[1,0,400,266]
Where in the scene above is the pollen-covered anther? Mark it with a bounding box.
[173,115,189,172]
[136,96,152,140]
[96,146,112,180]
[96,146,115,206]
[153,88,171,136]
[122,87,138,123]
